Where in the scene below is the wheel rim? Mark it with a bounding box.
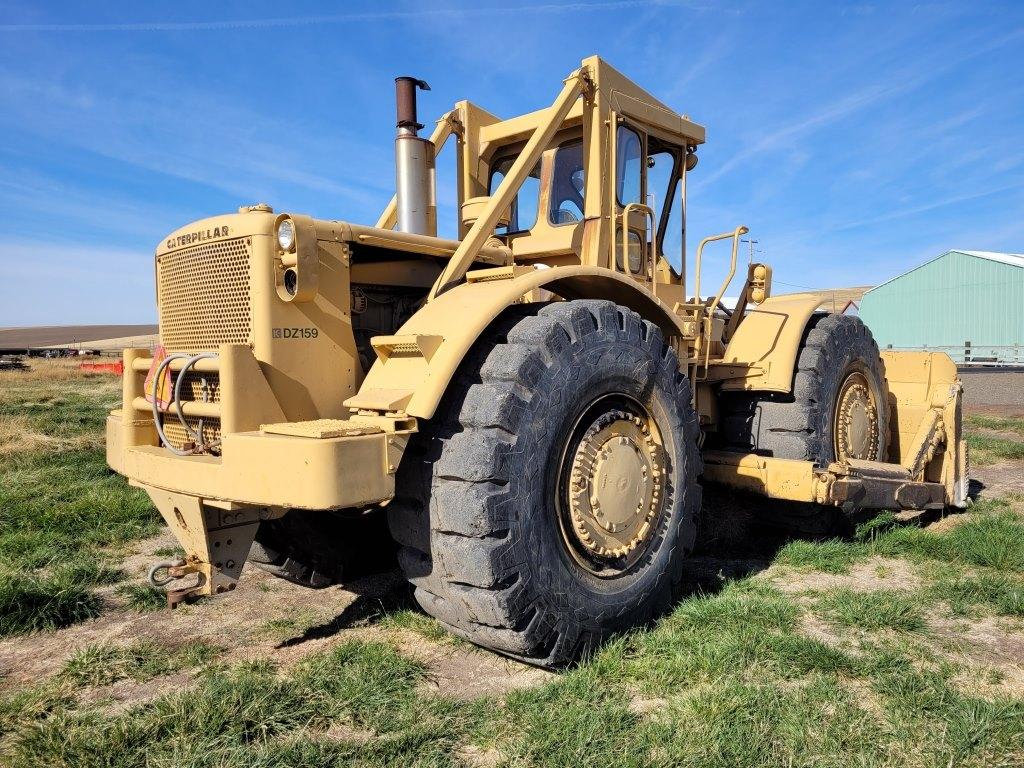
[833,370,879,461]
[556,395,667,576]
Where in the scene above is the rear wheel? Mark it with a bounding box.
[388,300,702,667]
[719,313,889,465]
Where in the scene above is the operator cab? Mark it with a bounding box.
[480,120,690,292]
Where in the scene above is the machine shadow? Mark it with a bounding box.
[679,481,844,595]
[280,482,879,650]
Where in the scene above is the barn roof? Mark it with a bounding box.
[954,250,1024,269]
[865,249,1024,294]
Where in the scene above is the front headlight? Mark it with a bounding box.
[277,219,295,251]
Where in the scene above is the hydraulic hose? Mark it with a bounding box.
[150,352,220,456]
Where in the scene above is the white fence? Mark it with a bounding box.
[883,344,1024,366]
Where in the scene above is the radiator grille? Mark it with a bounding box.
[161,371,222,453]
[162,417,222,453]
[158,237,252,351]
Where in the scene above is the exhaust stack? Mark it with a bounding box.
[394,77,436,236]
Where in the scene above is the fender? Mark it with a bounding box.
[344,265,686,419]
[715,293,823,393]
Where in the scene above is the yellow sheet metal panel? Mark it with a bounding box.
[879,350,965,505]
[117,428,407,511]
[260,419,382,439]
[717,294,823,393]
[347,265,686,419]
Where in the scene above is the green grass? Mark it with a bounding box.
[648,676,892,767]
[966,433,1024,465]
[874,501,1024,572]
[258,609,328,641]
[2,371,1024,765]
[6,640,486,768]
[0,681,78,740]
[0,570,102,636]
[869,658,1024,766]
[114,582,167,612]
[60,641,221,687]
[929,572,1024,618]
[0,449,158,571]
[0,388,116,441]
[771,500,1024,584]
[0,373,160,637]
[618,583,859,692]
[501,668,648,767]
[815,589,927,632]
[775,538,860,573]
[966,414,1024,436]
[379,608,463,645]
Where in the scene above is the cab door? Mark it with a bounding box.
[613,122,655,282]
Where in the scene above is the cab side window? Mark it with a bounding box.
[548,140,585,226]
[647,149,682,273]
[615,125,643,206]
[489,156,541,235]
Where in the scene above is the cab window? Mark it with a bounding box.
[647,148,682,272]
[615,125,643,206]
[489,156,541,235]
[548,140,585,226]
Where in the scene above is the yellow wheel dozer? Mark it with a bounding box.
[106,56,967,666]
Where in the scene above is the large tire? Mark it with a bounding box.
[388,300,702,667]
[250,509,395,588]
[719,313,890,465]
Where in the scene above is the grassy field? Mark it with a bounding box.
[1,362,1023,766]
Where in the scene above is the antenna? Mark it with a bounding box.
[740,238,761,264]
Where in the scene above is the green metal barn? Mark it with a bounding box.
[859,250,1024,364]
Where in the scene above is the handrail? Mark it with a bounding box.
[132,356,219,374]
[693,225,748,307]
[133,396,219,420]
[619,202,655,279]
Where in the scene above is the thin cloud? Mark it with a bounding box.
[0,1,719,33]
[695,25,1024,191]
[812,181,1024,240]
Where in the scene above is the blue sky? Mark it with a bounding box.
[1,1,1022,326]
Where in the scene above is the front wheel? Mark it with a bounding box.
[388,300,702,667]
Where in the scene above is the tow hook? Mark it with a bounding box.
[147,558,207,609]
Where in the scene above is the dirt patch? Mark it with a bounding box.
[458,744,504,768]
[108,531,181,576]
[768,557,923,595]
[970,461,1024,499]
[972,428,1024,443]
[930,614,1024,696]
[966,404,1024,419]
[629,695,670,716]
[961,369,1024,411]
[797,612,850,649]
[0,324,156,349]
[0,539,546,703]
[398,634,552,700]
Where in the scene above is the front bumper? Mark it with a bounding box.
[110,344,412,511]
[107,410,407,511]
[108,344,414,603]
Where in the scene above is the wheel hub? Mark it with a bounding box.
[834,371,879,461]
[566,409,665,560]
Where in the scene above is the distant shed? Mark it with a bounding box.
[859,250,1024,364]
